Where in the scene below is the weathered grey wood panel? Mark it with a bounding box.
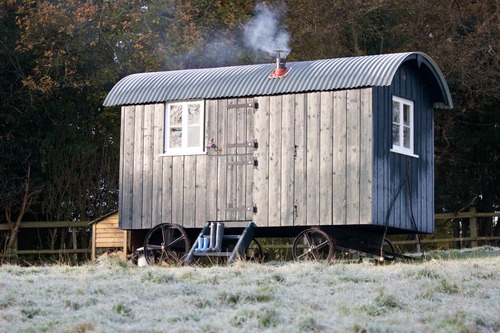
[204,99,256,222]
[360,89,373,224]
[206,100,219,222]
[225,100,236,220]
[293,94,307,227]
[306,92,321,226]
[171,153,184,225]
[216,99,228,221]
[195,154,207,228]
[183,155,197,226]
[281,94,295,227]
[253,96,270,227]
[120,89,374,230]
[346,90,361,224]
[319,91,334,226]
[152,104,164,225]
[142,104,154,229]
[161,156,173,225]
[119,106,133,229]
[269,95,282,225]
[243,99,257,220]
[333,91,348,225]
[218,99,255,220]
[252,89,373,228]
[132,105,144,228]
[235,103,245,220]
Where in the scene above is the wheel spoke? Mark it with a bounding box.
[297,250,312,260]
[315,240,330,251]
[304,232,314,247]
[246,239,263,262]
[310,246,319,260]
[143,223,190,266]
[158,249,168,263]
[302,232,319,259]
[166,249,181,264]
[166,235,186,249]
[161,225,168,244]
[292,228,334,262]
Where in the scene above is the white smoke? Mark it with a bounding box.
[243,3,291,56]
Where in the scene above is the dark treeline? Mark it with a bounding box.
[1,0,498,253]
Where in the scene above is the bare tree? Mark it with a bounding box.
[2,165,42,262]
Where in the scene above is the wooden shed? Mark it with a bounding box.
[90,211,128,260]
[104,52,453,262]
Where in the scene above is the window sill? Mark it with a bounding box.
[159,151,207,157]
[390,148,419,159]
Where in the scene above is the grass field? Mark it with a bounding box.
[0,247,499,333]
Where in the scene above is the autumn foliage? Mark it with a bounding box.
[0,0,498,244]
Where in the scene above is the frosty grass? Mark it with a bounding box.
[0,248,498,333]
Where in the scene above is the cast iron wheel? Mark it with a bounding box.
[246,238,264,263]
[292,228,335,261]
[382,238,396,261]
[143,223,190,266]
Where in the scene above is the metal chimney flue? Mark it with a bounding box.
[269,50,290,79]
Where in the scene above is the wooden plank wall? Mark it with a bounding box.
[121,99,255,229]
[93,213,124,247]
[120,89,373,230]
[92,213,128,260]
[372,62,434,233]
[253,88,373,228]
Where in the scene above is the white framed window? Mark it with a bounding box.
[391,96,418,158]
[164,100,205,156]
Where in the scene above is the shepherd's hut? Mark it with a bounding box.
[104,52,453,264]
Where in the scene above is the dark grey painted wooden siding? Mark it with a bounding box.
[372,62,434,233]
[119,89,374,230]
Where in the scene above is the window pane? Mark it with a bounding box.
[403,127,410,148]
[188,103,201,125]
[392,124,400,146]
[165,100,204,155]
[187,126,200,147]
[392,101,400,123]
[170,105,182,126]
[403,104,410,126]
[169,127,182,148]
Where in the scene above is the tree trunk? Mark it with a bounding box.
[3,166,40,262]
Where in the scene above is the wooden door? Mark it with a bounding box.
[216,101,256,221]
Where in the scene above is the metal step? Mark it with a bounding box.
[192,251,231,257]
[184,221,256,265]
[223,235,241,240]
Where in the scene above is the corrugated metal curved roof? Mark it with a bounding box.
[103,52,453,108]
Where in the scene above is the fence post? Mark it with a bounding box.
[470,205,478,248]
[92,224,96,262]
[11,234,19,264]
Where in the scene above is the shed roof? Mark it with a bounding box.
[104,52,453,108]
[88,210,118,226]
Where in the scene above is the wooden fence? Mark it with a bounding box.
[1,206,498,263]
[0,221,91,262]
[393,207,500,251]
